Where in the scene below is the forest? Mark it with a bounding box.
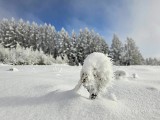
[0,18,159,65]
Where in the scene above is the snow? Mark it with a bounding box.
[0,65,160,120]
[8,67,19,71]
[110,93,118,101]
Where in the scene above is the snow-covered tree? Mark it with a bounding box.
[89,30,108,54]
[110,34,123,65]
[59,28,70,58]
[46,24,57,55]
[123,38,144,65]
[0,18,18,48]
[0,18,146,66]
[16,19,24,45]
[76,28,87,65]
[145,58,160,65]
[68,30,79,65]
[76,28,109,65]
[23,21,32,47]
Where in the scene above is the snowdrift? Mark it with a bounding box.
[0,65,160,120]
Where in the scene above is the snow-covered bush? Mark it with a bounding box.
[0,44,9,62]
[0,44,67,65]
[8,67,19,72]
[7,44,56,65]
[74,52,113,99]
[55,55,69,64]
[132,73,139,79]
[114,70,128,80]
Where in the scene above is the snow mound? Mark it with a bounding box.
[8,67,19,71]
[114,70,128,80]
[146,86,158,91]
[110,93,118,101]
[132,73,139,79]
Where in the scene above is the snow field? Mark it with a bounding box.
[0,64,160,120]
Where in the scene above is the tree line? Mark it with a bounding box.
[110,34,160,65]
[0,18,159,65]
[0,18,108,65]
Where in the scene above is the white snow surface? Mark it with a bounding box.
[0,64,160,120]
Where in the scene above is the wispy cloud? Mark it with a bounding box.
[70,0,160,58]
[125,0,160,58]
[0,0,43,24]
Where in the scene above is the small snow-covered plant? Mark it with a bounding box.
[0,43,64,65]
[0,44,9,63]
[74,52,114,99]
[35,49,56,65]
[114,70,128,80]
[132,73,139,79]
[55,54,69,64]
[8,67,19,72]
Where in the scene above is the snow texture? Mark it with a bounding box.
[0,65,160,120]
[74,52,113,99]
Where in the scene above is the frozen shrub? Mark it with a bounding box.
[55,54,69,64]
[74,52,113,99]
[0,44,9,63]
[114,70,128,80]
[0,43,67,65]
[8,67,19,71]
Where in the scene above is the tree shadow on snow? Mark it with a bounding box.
[0,89,82,107]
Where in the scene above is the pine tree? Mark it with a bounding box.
[16,19,27,47]
[0,18,18,48]
[61,28,70,58]
[124,38,144,65]
[68,30,78,65]
[24,21,32,48]
[110,34,123,65]
[76,28,89,65]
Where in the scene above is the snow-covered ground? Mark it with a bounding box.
[0,64,160,120]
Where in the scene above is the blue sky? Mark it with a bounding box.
[0,0,160,58]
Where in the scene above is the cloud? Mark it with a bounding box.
[90,0,160,58]
[0,0,43,24]
[124,0,160,58]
